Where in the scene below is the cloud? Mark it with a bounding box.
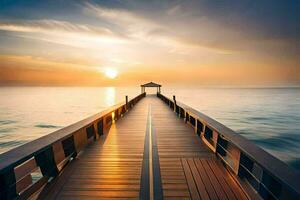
[0,19,113,36]
[84,2,162,39]
[0,3,254,54]
[83,2,254,54]
[0,19,129,49]
[0,0,299,87]
[167,4,182,16]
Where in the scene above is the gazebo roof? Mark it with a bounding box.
[140,82,161,87]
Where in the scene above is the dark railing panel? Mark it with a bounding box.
[179,107,185,118]
[97,119,104,136]
[168,101,174,110]
[185,112,189,123]
[86,125,96,140]
[175,105,180,115]
[0,168,17,199]
[196,120,203,136]
[204,126,213,142]
[189,116,196,127]
[61,136,77,158]
[35,146,58,178]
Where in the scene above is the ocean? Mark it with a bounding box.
[0,86,299,170]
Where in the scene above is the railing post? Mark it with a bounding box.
[125,95,128,111]
[185,111,189,123]
[173,95,176,112]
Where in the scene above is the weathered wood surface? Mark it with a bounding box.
[38,95,248,199]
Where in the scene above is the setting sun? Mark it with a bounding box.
[104,68,118,79]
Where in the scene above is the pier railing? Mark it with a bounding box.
[157,93,300,200]
[0,93,146,199]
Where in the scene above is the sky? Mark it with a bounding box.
[0,0,299,86]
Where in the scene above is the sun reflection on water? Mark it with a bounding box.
[104,87,116,106]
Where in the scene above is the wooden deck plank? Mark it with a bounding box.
[206,159,237,200]
[194,158,219,200]
[57,190,139,198]
[213,159,249,200]
[181,159,201,200]
[37,95,249,200]
[201,159,228,200]
[187,158,210,200]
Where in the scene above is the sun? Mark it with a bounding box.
[104,68,118,79]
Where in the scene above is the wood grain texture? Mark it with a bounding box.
[37,95,248,200]
[38,97,149,199]
[151,95,248,200]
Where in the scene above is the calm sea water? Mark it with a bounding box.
[0,87,299,170]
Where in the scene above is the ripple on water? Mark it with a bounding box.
[0,127,17,133]
[0,120,17,125]
[35,124,63,129]
[252,132,300,151]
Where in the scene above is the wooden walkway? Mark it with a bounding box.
[38,95,248,200]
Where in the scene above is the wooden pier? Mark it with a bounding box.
[0,83,300,200]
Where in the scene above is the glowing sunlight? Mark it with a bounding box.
[104,68,118,79]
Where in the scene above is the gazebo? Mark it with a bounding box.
[140,82,161,94]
